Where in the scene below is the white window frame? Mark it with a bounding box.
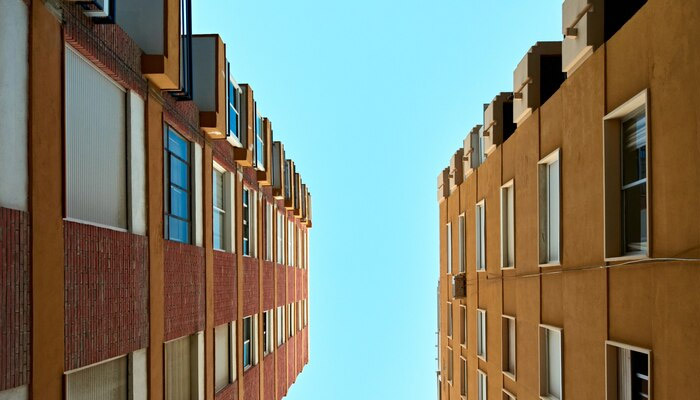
[460,356,467,398]
[603,89,650,261]
[288,221,294,267]
[242,187,251,257]
[604,340,651,400]
[212,162,233,253]
[288,303,295,338]
[297,227,302,268]
[460,305,467,348]
[265,202,273,261]
[477,308,486,361]
[276,305,286,346]
[476,200,486,271]
[500,180,515,269]
[458,214,466,273]
[446,222,453,274]
[447,346,454,385]
[502,315,516,381]
[477,369,487,400]
[214,323,232,393]
[263,309,274,356]
[276,211,285,264]
[447,302,453,339]
[539,325,563,400]
[503,388,517,400]
[538,149,561,267]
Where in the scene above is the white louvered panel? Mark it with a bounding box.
[65,46,127,229]
[165,337,192,400]
[65,357,127,400]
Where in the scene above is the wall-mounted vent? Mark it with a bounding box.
[483,93,516,156]
[513,42,566,125]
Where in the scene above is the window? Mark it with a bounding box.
[303,299,308,327]
[228,75,240,140]
[501,181,515,269]
[165,334,200,400]
[263,310,274,356]
[539,325,562,400]
[447,302,453,338]
[460,305,466,347]
[477,309,486,360]
[277,306,286,346]
[65,356,128,399]
[215,323,232,392]
[213,167,225,251]
[538,149,560,265]
[478,370,487,400]
[265,203,273,261]
[476,201,486,271]
[605,341,650,400]
[277,212,285,264]
[502,316,516,379]
[242,188,250,256]
[458,215,466,273]
[502,389,516,400]
[164,126,191,244]
[603,91,649,259]
[446,222,452,274]
[447,347,453,384]
[460,357,467,397]
[254,107,264,168]
[288,221,294,267]
[288,304,295,337]
[242,315,258,369]
[297,227,302,268]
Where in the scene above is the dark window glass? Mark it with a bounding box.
[228,80,239,139]
[242,188,250,256]
[621,107,647,254]
[243,317,251,368]
[164,127,191,243]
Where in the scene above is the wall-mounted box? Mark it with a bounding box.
[284,160,296,210]
[463,125,482,177]
[562,0,603,75]
[256,118,273,185]
[192,35,227,139]
[233,84,255,166]
[294,173,302,217]
[449,148,464,192]
[513,42,566,125]
[271,141,285,199]
[483,93,516,156]
[437,168,449,202]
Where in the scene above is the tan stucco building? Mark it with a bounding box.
[437,1,700,399]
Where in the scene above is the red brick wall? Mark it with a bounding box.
[295,334,303,376]
[286,335,295,388]
[0,208,30,390]
[286,268,294,307]
[304,328,309,365]
[215,380,238,400]
[263,355,274,400]
[64,221,149,370]
[164,241,205,341]
[303,270,308,299]
[214,251,237,327]
[276,345,287,400]
[276,265,285,306]
[241,257,259,317]
[295,269,302,302]
[262,262,274,311]
[242,365,259,400]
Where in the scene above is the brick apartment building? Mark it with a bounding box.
[436,0,700,399]
[0,0,312,399]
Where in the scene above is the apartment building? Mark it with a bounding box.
[437,0,700,399]
[0,1,312,399]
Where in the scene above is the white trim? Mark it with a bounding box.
[475,200,486,272]
[477,308,487,361]
[194,143,204,247]
[500,179,515,270]
[538,149,562,267]
[64,353,128,375]
[63,218,129,233]
[603,90,648,121]
[503,388,517,400]
[502,314,517,381]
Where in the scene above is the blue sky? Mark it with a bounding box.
[193,2,562,399]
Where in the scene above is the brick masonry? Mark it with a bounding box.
[275,265,285,306]
[276,344,287,400]
[0,208,30,391]
[164,241,205,341]
[286,268,294,307]
[263,355,274,400]
[242,364,259,400]
[214,380,238,400]
[64,221,149,371]
[214,250,237,327]
[286,334,295,389]
[241,257,259,317]
[295,269,302,302]
[262,261,274,311]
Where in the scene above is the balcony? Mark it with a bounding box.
[191,35,227,139]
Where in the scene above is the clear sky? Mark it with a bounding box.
[193,2,562,399]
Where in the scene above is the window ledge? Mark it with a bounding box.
[461,343,467,349]
[605,253,648,263]
[476,269,486,273]
[503,371,516,382]
[501,266,516,271]
[227,135,243,148]
[539,262,561,268]
[540,396,561,400]
[64,217,129,233]
[243,365,252,373]
[477,355,487,362]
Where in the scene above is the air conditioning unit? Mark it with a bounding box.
[463,125,482,176]
[452,273,466,299]
[449,148,464,192]
[437,168,449,202]
[513,42,566,125]
[67,0,114,22]
[483,93,516,156]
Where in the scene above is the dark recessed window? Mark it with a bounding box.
[164,126,191,244]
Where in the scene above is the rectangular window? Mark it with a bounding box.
[458,214,466,273]
[65,356,127,399]
[65,46,128,230]
[477,309,486,360]
[303,299,308,327]
[447,302,453,338]
[605,341,650,400]
[215,324,230,392]
[447,347,453,384]
[478,370,487,400]
[242,188,250,256]
[538,150,560,265]
[265,203,273,261]
[165,334,198,400]
[446,222,452,274]
[288,221,295,267]
[228,76,240,140]
[297,227,302,268]
[502,316,516,379]
[242,316,258,369]
[164,126,191,244]
[263,310,274,356]
[501,181,515,268]
[539,326,562,400]
[460,357,467,396]
[502,389,516,400]
[476,201,486,271]
[277,212,285,264]
[460,305,467,347]
[277,305,286,346]
[288,304,295,337]
[213,167,225,251]
[255,107,264,168]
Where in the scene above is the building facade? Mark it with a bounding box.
[0,1,312,399]
[437,0,700,399]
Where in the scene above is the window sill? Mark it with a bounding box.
[461,343,467,350]
[64,217,129,233]
[539,262,561,268]
[501,266,516,271]
[503,371,516,382]
[540,395,561,400]
[605,253,648,263]
[476,269,486,273]
[477,355,486,362]
[227,135,243,148]
[243,364,252,373]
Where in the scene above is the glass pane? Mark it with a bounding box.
[547,161,560,262]
[256,136,264,167]
[213,211,224,250]
[243,342,250,367]
[170,156,189,190]
[622,109,647,186]
[507,187,515,266]
[548,330,562,398]
[214,325,229,391]
[170,186,189,219]
[623,184,648,254]
[168,216,190,243]
[213,170,224,208]
[229,105,238,139]
[168,130,189,161]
